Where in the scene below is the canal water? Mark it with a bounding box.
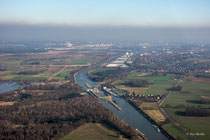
[0,82,23,94]
[100,97,168,140]
[76,56,119,90]
[75,58,169,140]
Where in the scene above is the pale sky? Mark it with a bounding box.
[1,0,210,27]
[1,0,210,41]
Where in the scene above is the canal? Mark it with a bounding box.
[75,57,170,140]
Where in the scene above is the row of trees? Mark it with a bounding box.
[185,106,210,117]
[122,79,149,87]
[201,96,210,104]
[168,85,183,91]
[17,70,44,75]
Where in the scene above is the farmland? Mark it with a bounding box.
[144,110,166,124]
[163,108,210,140]
[0,51,106,82]
[161,78,210,140]
[139,102,166,124]
[112,72,175,124]
[162,79,210,108]
[116,72,176,96]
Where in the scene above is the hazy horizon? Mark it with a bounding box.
[0,24,210,42]
[1,0,210,42]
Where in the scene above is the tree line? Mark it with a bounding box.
[122,79,149,87]
[185,106,210,117]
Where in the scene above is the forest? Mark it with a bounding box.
[0,82,141,140]
[88,68,129,82]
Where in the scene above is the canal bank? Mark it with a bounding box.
[127,100,175,140]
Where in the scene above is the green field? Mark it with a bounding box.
[60,123,127,140]
[55,71,71,80]
[128,73,175,84]
[162,123,191,140]
[0,68,70,81]
[118,72,176,96]
[164,108,210,140]
[0,67,73,81]
[140,102,158,109]
[162,81,210,108]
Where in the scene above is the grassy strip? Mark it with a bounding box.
[60,123,127,140]
[162,124,190,140]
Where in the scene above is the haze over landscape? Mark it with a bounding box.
[0,0,210,41]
